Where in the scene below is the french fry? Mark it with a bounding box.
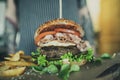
[71,59,87,66]
[5,50,24,61]
[0,67,26,77]
[0,62,3,66]
[20,55,32,61]
[8,53,14,57]
[5,51,32,61]
[3,61,36,67]
[0,65,10,72]
[0,50,35,77]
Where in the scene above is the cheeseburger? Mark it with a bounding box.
[34,18,91,58]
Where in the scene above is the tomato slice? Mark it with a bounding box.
[35,31,56,45]
[55,28,80,37]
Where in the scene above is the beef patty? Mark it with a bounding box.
[39,46,81,58]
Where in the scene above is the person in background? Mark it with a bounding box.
[6,0,95,55]
[4,0,18,54]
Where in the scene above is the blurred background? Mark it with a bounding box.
[0,0,120,59]
[87,0,120,54]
